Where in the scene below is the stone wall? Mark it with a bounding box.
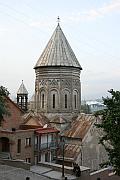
[35,66,81,120]
[0,129,35,165]
[76,122,108,171]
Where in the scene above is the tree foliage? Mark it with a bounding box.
[95,89,120,175]
[81,104,91,114]
[0,86,10,121]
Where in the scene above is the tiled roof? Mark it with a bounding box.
[17,80,28,95]
[64,114,96,139]
[34,23,82,69]
[22,111,50,127]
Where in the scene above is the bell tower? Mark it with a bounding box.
[17,80,28,111]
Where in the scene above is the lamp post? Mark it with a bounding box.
[61,137,65,178]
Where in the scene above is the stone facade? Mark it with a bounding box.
[35,67,81,119]
[34,24,82,120]
[76,121,108,171]
[0,130,34,164]
[0,96,59,165]
[62,114,108,172]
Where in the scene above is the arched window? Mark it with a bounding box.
[50,90,59,109]
[42,94,44,108]
[53,94,55,108]
[63,89,70,110]
[40,89,45,109]
[73,90,78,109]
[65,94,67,108]
[74,94,77,109]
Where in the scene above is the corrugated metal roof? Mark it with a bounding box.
[64,144,81,160]
[34,23,82,69]
[17,80,28,95]
[36,127,59,134]
[64,114,96,139]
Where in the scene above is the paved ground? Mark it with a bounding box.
[31,165,77,180]
[0,165,50,180]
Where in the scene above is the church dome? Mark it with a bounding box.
[34,23,82,69]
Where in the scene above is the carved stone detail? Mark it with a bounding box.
[39,80,47,86]
[61,79,71,87]
[73,80,80,86]
[48,79,59,86]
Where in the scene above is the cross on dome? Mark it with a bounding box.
[57,16,60,24]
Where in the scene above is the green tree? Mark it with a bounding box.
[0,86,10,122]
[81,104,91,114]
[95,89,120,175]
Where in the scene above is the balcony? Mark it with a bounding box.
[35,141,58,151]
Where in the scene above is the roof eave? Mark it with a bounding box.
[34,65,82,70]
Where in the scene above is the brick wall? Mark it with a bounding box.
[2,97,23,130]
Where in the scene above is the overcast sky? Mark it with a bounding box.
[0,0,120,100]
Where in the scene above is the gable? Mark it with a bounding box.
[2,96,23,130]
[25,117,41,126]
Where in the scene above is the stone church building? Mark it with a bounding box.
[33,22,82,121]
[0,21,108,172]
[29,22,108,172]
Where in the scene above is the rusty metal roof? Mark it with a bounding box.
[64,144,81,160]
[36,127,59,134]
[64,114,96,139]
[34,23,82,69]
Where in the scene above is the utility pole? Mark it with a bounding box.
[62,137,65,178]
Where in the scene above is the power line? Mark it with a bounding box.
[0,1,31,19]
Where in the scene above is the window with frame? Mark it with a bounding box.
[42,94,44,108]
[65,94,67,108]
[74,94,77,109]
[53,94,55,108]
[25,138,31,146]
[17,139,21,153]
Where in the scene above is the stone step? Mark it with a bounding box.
[0,152,11,159]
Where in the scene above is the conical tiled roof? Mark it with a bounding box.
[34,23,82,69]
[17,80,28,95]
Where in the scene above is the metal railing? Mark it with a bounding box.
[35,141,58,150]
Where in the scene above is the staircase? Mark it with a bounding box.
[0,152,11,159]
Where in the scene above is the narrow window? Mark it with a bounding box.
[35,136,38,150]
[26,158,31,163]
[74,95,77,109]
[17,139,21,153]
[42,94,44,108]
[65,94,67,108]
[25,138,31,146]
[53,94,55,108]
